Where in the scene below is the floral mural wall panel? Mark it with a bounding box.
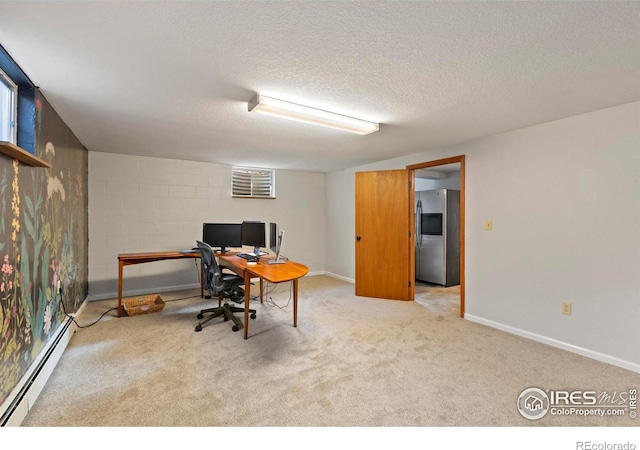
[0,92,88,409]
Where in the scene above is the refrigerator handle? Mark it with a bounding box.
[415,200,422,248]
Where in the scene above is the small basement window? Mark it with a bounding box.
[0,67,17,144]
[232,166,275,198]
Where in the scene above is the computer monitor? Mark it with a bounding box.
[202,223,242,252]
[241,221,266,255]
[269,222,278,253]
[267,222,285,264]
[268,229,285,265]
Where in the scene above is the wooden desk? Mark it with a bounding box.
[216,252,309,339]
[117,251,202,317]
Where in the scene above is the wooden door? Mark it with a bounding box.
[355,170,414,300]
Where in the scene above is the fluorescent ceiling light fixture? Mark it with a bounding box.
[248,94,379,135]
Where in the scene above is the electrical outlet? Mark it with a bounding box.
[561,302,572,315]
[485,220,493,231]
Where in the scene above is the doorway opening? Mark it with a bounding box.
[407,156,465,318]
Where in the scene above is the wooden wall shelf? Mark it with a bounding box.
[0,141,51,168]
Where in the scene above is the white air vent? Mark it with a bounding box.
[232,166,275,198]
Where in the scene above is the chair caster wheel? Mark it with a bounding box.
[250,313,256,319]
[232,325,240,332]
[197,313,204,319]
[195,325,202,332]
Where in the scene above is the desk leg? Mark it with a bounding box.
[293,278,298,328]
[244,272,251,339]
[117,260,124,318]
[260,278,264,304]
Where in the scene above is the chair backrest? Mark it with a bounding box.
[196,240,223,295]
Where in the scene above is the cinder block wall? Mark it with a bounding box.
[87,152,325,300]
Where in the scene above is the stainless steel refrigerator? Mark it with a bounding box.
[415,189,460,286]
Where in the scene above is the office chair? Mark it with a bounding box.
[195,240,256,332]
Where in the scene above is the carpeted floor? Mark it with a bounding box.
[21,275,639,428]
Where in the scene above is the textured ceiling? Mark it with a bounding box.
[0,1,638,173]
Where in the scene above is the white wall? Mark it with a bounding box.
[326,101,640,370]
[415,171,461,191]
[88,153,325,299]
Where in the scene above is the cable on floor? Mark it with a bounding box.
[58,287,116,329]
[163,294,201,303]
[263,281,293,310]
[58,285,201,329]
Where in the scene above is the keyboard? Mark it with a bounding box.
[237,253,258,262]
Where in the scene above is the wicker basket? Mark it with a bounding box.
[123,294,165,316]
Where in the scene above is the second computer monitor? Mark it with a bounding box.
[269,222,278,253]
[268,224,285,264]
[202,223,242,252]
[242,221,266,254]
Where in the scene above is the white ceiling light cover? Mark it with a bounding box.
[248,94,379,135]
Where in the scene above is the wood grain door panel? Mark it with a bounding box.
[355,170,412,300]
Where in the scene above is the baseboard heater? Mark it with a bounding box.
[1,315,76,426]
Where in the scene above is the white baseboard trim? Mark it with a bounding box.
[87,282,201,302]
[88,272,353,302]
[305,270,322,277]
[1,299,87,426]
[322,271,355,284]
[464,313,640,374]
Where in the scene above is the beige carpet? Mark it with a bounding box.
[21,275,638,427]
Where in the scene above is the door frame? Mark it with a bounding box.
[407,155,465,318]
